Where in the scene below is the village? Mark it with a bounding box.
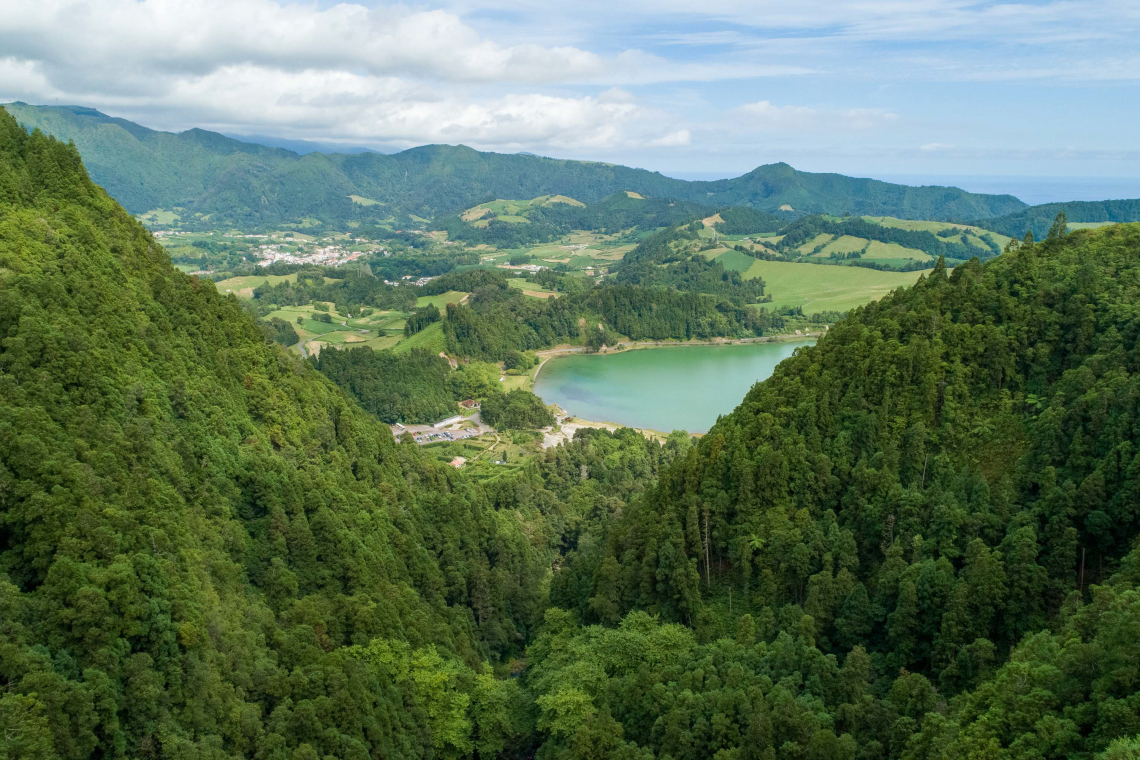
[253,241,378,267]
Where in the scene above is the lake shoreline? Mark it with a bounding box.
[533,335,820,437]
[530,330,823,387]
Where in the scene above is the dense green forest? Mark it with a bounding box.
[612,226,771,301]
[404,304,442,336]
[714,206,789,235]
[480,390,556,431]
[313,348,551,428]
[5,103,1026,227]
[441,277,783,361]
[5,107,1140,760]
[977,199,1140,239]
[544,222,1140,758]
[314,348,459,423]
[0,111,552,758]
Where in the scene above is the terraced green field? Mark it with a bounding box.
[137,208,181,225]
[265,303,408,357]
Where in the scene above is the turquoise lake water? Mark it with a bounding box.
[533,340,815,433]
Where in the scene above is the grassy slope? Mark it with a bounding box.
[213,272,299,297]
[392,321,447,354]
[708,248,758,272]
[416,290,468,309]
[742,258,932,313]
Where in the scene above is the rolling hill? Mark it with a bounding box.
[976,198,1140,239]
[5,102,1027,228]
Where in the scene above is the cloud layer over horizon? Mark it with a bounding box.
[1,0,1137,181]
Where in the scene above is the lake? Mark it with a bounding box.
[533,340,815,433]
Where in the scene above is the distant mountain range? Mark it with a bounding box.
[3,102,1032,229]
[224,134,383,156]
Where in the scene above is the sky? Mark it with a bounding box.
[1,0,1138,192]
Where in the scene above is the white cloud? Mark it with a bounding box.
[0,0,810,91]
[28,63,684,152]
[0,0,607,86]
[740,101,898,131]
[488,0,1140,46]
[646,129,691,147]
[1,0,1137,174]
[920,142,954,152]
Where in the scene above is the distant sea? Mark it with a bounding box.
[874,175,1140,206]
[666,171,1140,207]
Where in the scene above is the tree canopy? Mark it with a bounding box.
[3,103,1140,760]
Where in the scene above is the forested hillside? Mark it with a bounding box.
[547,222,1140,758]
[0,108,552,759]
[5,103,1025,227]
[978,198,1140,239]
[4,108,1140,760]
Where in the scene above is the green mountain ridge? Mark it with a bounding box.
[4,103,1027,228]
[977,198,1140,239]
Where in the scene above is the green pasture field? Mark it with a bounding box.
[708,248,758,272]
[393,321,446,354]
[416,290,468,309]
[214,273,299,297]
[742,259,933,314]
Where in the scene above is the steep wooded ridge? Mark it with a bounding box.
[546,222,1140,759]
[5,110,1140,760]
[4,103,1025,226]
[0,106,555,759]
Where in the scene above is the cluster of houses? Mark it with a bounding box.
[382,275,436,287]
[255,243,374,268]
